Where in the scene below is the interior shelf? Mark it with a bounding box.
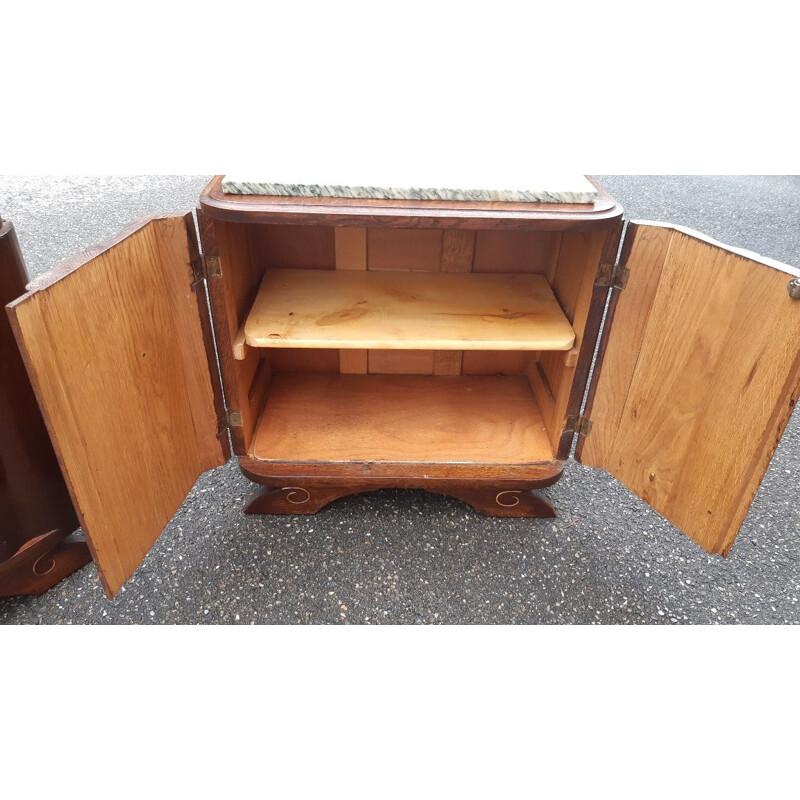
[249,373,554,466]
[241,268,575,354]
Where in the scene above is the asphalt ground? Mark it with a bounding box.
[1,175,798,625]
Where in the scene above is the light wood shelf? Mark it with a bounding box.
[240,268,575,355]
[250,373,554,466]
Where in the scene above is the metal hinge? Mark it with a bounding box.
[190,252,205,287]
[217,408,242,436]
[190,253,222,287]
[204,254,222,280]
[565,414,593,437]
[595,262,630,290]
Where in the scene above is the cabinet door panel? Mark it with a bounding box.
[578,222,800,555]
[7,215,229,597]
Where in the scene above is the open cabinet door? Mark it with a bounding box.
[578,222,800,556]
[6,215,230,597]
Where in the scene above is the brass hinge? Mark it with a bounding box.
[565,413,593,437]
[190,253,222,287]
[204,254,222,280]
[216,409,242,436]
[596,262,630,290]
[190,252,205,287]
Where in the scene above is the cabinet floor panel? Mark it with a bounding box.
[244,269,575,352]
[250,373,555,466]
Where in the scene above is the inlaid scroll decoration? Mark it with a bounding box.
[32,553,56,577]
[495,491,522,508]
[281,487,312,505]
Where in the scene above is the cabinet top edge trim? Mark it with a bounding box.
[199,176,625,229]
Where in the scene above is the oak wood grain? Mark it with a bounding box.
[7,215,228,597]
[580,223,800,555]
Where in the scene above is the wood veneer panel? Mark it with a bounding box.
[537,229,606,450]
[7,216,228,597]
[433,230,477,375]
[250,374,554,465]
[217,220,259,321]
[340,350,368,373]
[335,227,368,271]
[369,350,434,374]
[432,350,463,376]
[367,229,443,271]
[248,224,336,270]
[335,227,368,374]
[472,230,561,274]
[207,216,259,452]
[270,349,340,373]
[441,230,476,273]
[581,223,800,555]
[551,231,604,322]
[245,269,575,351]
[461,351,532,375]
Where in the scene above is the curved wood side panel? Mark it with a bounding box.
[1,220,85,595]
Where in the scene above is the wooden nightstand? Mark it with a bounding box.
[3,175,799,598]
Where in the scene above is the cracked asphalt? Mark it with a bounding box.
[1,175,798,624]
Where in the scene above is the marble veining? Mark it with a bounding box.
[221,172,597,204]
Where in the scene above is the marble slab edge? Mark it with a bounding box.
[221,179,597,205]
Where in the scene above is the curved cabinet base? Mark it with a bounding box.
[240,459,562,519]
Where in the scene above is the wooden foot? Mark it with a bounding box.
[244,484,365,515]
[0,529,92,598]
[431,487,556,518]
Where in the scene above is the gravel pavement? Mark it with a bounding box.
[1,174,798,625]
